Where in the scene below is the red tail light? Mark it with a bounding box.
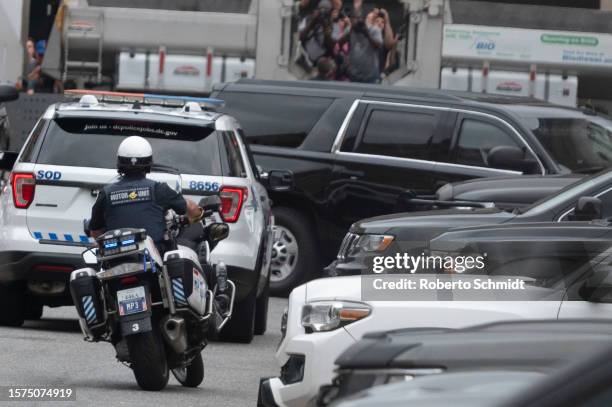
[11,172,36,209]
[220,186,247,223]
[121,276,139,285]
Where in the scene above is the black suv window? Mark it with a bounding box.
[36,118,223,175]
[218,92,332,148]
[455,118,522,168]
[354,108,436,160]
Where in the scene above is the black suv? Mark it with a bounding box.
[212,79,612,294]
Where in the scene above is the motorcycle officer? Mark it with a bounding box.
[89,135,230,329]
[89,135,203,242]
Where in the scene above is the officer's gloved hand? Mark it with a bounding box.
[188,207,205,224]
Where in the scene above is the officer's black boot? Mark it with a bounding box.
[213,262,231,333]
[215,262,228,295]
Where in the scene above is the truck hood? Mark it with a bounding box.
[351,208,514,239]
[335,320,612,370]
[335,371,543,407]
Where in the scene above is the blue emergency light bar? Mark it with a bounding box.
[64,89,225,109]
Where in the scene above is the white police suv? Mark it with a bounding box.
[0,91,276,343]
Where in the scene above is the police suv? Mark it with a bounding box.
[0,91,274,343]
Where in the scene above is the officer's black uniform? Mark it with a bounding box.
[89,175,187,243]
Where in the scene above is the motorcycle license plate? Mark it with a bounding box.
[117,286,147,316]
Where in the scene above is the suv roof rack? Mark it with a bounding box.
[64,89,225,110]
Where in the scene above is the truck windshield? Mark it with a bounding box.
[519,112,612,174]
[35,117,222,175]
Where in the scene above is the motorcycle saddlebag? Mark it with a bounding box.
[165,251,208,315]
[70,268,106,330]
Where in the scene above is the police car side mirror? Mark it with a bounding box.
[0,151,18,171]
[199,195,222,212]
[0,84,18,103]
[267,170,294,192]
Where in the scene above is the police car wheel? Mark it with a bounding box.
[0,282,26,327]
[254,274,270,335]
[24,302,43,320]
[219,283,257,343]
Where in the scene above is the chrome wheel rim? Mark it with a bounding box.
[270,225,299,283]
[172,367,187,383]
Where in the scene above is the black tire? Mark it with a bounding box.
[0,282,26,327]
[219,283,257,343]
[24,302,43,320]
[172,352,204,388]
[270,207,319,296]
[126,330,169,391]
[254,274,270,335]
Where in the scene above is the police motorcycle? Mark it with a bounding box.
[67,192,235,391]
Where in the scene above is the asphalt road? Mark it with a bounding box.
[0,297,287,407]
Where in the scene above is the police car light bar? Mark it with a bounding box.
[64,89,225,109]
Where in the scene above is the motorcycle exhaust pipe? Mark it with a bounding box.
[160,315,188,354]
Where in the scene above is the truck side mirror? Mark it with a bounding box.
[268,170,294,192]
[569,196,602,221]
[580,266,612,303]
[488,146,538,174]
[0,84,18,103]
[0,151,18,171]
[199,195,222,212]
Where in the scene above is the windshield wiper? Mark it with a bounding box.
[151,163,181,175]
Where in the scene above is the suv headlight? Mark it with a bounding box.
[352,235,394,254]
[338,233,394,260]
[301,301,371,333]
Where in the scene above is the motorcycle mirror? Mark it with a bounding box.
[209,223,229,242]
[199,195,222,212]
[82,249,97,265]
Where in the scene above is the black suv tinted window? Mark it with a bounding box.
[36,118,223,175]
[455,119,521,168]
[355,109,436,160]
[218,92,332,148]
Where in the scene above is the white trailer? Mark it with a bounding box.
[0,0,25,83]
[10,0,612,107]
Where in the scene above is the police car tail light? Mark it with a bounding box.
[220,186,247,223]
[11,172,35,209]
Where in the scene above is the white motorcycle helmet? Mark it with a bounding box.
[116,136,153,175]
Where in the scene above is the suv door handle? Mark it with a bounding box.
[336,168,365,179]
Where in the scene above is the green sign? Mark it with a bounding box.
[541,34,598,46]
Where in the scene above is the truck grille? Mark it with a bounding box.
[337,233,359,261]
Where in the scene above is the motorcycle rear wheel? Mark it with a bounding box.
[126,330,169,391]
[171,352,204,388]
